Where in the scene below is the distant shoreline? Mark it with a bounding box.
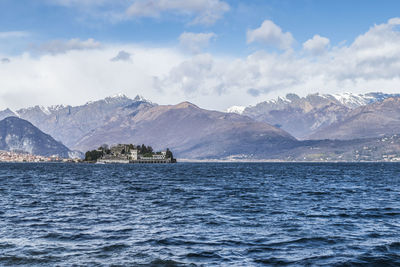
[178,159,400,163]
[1,159,400,164]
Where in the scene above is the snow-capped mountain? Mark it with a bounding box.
[309,97,400,140]
[14,94,155,150]
[227,92,400,115]
[325,92,400,109]
[228,92,400,139]
[0,95,297,158]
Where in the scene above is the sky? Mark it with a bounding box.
[1,0,400,111]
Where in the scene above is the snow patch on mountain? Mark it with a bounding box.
[133,95,147,102]
[239,92,400,113]
[327,93,369,108]
[48,105,67,112]
[226,106,246,114]
[39,105,51,115]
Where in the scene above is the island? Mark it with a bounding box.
[84,144,176,164]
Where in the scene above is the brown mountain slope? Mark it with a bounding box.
[309,97,400,140]
[16,95,153,148]
[74,102,297,159]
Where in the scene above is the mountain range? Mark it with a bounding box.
[229,92,400,139]
[1,92,400,161]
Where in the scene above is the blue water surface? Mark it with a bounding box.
[1,163,400,266]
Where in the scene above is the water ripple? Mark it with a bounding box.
[1,162,400,266]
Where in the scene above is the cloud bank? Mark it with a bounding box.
[35,38,102,55]
[126,0,230,25]
[48,0,230,25]
[0,31,30,39]
[1,18,400,111]
[179,32,216,54]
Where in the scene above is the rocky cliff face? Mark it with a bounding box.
[0,117,72,157]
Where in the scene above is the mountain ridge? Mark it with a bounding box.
[227,92,400,139]
[2,92,400,160]
[13,94,155,149]
[309,97,400,140]
[73,101,296,159]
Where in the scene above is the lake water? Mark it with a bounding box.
[1,163,400,266]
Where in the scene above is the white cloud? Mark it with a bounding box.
[35,38,102,55]
[179,32,216,54]
[157,53,216,94]
[247,20,294,50]
[388,17,400,25]
[0,31,30,39]
[126,0,230,25]
[0,45,184,111]
[303,34,330,55]
[2,18,400,112]
[156,17,400,109]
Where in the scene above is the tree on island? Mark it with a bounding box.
[85,150,103,162]
[85,144,176,162]
[139,144,153,155]
[166,148,174,160]
[98,144,111,154]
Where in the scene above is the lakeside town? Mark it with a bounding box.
[0,150,79,163]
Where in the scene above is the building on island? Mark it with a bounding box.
[93,144,175,164]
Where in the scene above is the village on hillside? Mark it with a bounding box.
[84,144,176,164]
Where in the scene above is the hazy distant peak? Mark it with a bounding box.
[326,92,368,108]
[48,104,68,111]
[175,101,199,109]
[17,105,50,115]
[102,93,152,104]
[35,105,66,115]
[39,105,51,115]
[112,93,128,98]
[285,93,300,102]
[104,93,130,101]
[243,92,400,113]
[0,108,18,121]
[0,108,16,114]
[377,96,400,106]
[133,94,148,102]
